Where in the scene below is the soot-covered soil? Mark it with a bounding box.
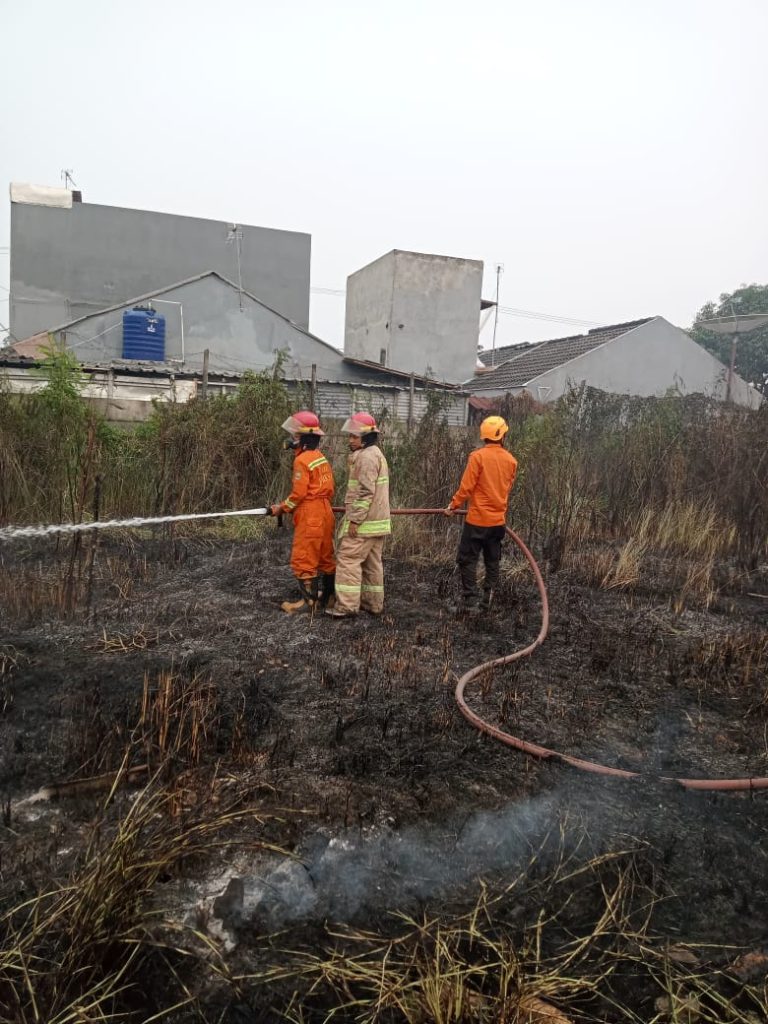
[1,522,767,1019]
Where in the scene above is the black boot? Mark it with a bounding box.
[281,577,318,614]
[318,572,336,609]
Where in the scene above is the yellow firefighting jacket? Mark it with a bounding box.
[341,444,391,537]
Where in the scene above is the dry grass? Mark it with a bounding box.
[254,841,658,1023]
[0,768,277,1024]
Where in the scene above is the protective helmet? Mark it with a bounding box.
[341,411,378,435]
[281,410,325,436]
[479,415,509,442]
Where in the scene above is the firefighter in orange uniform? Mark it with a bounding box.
[444,415,518,613]
[269,411,336,612]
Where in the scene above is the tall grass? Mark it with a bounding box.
[1,356,766,568]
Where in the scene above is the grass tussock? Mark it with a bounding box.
[258,842,655,1023]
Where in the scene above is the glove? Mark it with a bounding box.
[443,506,454,517]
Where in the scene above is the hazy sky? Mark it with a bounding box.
[1,0,766,349]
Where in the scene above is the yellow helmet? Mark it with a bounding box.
[479,415,508,442]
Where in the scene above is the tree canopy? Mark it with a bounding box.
[691,283,768,395]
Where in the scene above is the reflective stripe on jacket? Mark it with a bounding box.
[341,444,391,537]
[449,443,518,527]
[278,449,334,514]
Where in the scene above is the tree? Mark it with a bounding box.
[691,283,768,396]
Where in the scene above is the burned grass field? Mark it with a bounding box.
[1,522,767,1022]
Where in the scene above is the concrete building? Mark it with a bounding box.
[9,183,311,340]
[344,250,484,385]
[469,317,762,409]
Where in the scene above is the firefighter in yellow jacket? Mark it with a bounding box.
[327,412,391,618]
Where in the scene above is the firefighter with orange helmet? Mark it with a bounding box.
[269,411,336,612]
[326,412,391,618]
[444,415,518,613]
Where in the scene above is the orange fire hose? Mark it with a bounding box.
[348,507,768,793]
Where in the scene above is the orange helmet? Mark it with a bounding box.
[479,415,508,442]
[281,410,325,436]
[341,412,378,435]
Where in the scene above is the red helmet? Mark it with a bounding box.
[281,410,325,436]
[341,411,378,435]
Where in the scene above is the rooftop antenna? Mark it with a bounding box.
[226,223,244,311]
[491,263,504,366]
[61,169,78,190]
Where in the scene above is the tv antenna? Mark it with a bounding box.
[226,224,245,311]
[61,169,78,189]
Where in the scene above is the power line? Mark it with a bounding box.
[311,285,600,328]
[498,306,600,327]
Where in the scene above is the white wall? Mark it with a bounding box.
[528,318,762,409]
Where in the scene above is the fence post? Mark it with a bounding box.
[408,373,415,431]
[201,349,209,400]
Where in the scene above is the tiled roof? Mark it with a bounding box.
[477,341,542,366]
[466,318,654,391]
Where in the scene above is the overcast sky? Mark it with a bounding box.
[1,0,766,349]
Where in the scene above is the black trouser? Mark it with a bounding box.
[456,523,505,604]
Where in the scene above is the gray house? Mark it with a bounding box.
[470,317,762,409]
[33,270,347,381]
[4,270,469,425]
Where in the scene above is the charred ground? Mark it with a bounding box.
[1,523,767,1021]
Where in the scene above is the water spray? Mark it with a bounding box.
[0,507,269,542]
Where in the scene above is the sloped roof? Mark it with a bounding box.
[45,270,345,359]
[341,356,459,390]
[466,318,654,391]
[477,340,542,366]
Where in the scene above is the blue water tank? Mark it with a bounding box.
[122,307,166,361]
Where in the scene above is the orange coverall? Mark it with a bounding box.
[276,449,336,579]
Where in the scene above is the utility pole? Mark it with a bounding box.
[201,349,210,400]
[491,263,504,366]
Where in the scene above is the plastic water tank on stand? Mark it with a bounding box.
[122,307,166,361]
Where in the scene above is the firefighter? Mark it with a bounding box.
[326,412,391,618]
[444,415,518,613]
[269,410,336,613]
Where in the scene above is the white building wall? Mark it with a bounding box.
[529,318,761,409]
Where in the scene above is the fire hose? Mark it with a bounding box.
[386,508,768,793]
